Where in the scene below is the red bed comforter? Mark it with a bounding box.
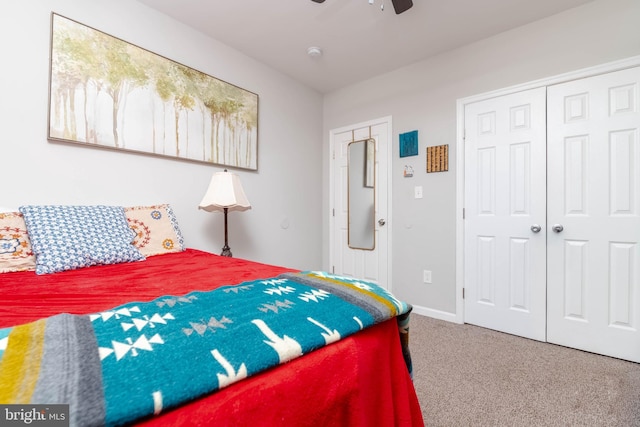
[0,249,423,426]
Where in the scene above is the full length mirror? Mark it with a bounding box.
[348,138,375,250]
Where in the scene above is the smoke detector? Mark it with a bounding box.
[307,47,323,58]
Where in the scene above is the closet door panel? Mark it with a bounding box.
[464,87,547,341]
[547,66,640,363]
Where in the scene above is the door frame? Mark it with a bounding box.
[329,116,393,290]
[455,55,640,324]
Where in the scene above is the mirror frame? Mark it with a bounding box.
[347,138,376,250]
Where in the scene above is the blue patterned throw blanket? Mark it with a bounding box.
[0,271,411,427]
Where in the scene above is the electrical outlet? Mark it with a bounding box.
[423,270,432,284]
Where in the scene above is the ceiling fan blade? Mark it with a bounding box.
[391,0,413,14]
[311,0,326,3]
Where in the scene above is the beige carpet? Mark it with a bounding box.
[409,314,640,426]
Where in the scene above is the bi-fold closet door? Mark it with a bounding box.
[464,66,640,363]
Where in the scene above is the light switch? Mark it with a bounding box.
[414,186,423,199]
[423,270,432,283]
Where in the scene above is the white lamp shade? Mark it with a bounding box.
[198,170,251,212]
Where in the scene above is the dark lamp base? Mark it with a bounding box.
[221,245,232,257]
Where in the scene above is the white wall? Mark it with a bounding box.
[1,0,324,270]
[322,0,640,317]
[4,0,640,317]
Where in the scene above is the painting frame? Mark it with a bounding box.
[47,13,259,171]
[399,130,418,158]
[426,144,449,173]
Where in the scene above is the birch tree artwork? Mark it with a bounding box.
[48,14,259,170]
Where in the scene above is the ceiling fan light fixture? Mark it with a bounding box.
[311,0,412,15]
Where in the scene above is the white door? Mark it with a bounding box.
[547,66,640,363]
[464,88,547,341]
[330,117,391,289]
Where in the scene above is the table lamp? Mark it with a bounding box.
[198,169,251,257]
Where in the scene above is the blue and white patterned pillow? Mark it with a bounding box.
[19,205,145,275]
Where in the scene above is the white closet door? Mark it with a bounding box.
[547,66,640,363]
[464,87,547,341]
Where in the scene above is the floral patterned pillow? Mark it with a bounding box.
[124,204,185,257]
[0,212,36,273]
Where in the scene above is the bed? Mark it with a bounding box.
[0,205,423,426]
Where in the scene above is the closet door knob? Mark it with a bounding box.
[552,224,564,233]
[530,224,541,233]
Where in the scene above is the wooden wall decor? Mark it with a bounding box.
[426,144,449,173]
[399,130,419,157]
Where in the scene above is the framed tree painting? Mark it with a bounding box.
[48,13,259,170]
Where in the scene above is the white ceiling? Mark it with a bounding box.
[137,0,595,93]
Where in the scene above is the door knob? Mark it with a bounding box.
[530,224,541,233]
[552,224,564,233]
[378,219,386,226]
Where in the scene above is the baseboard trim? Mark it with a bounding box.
[410,304,461,324]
